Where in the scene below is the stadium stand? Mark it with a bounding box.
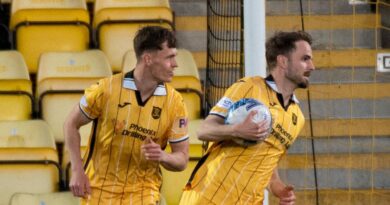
[9,192,79,205]
[35,49,112,144]
[9,0,91,74]
[93,0,174,72]
[0,120,61,205]
[0,50,33,120]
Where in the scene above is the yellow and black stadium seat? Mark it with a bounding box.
[93,0,174,72]
[0,50,33,120]
[122,49,204,120]
[0,120,61,205]
[9,192,79,205]
[36,50,112,144]
[9,0,90,74]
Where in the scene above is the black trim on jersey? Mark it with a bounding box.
[185,150,211,188]
[169,136,189,143]
[84,118,98,170]
[124,70,133,78]
[209,113,226,119]
[78,104,95,120]
[126,70,165,106]
[184,140,225,189]
[265,75,294,110]
[135,90,151,106]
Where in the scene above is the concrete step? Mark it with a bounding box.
[297,83,390,99]
[188,49,389,72]
[175,14,379,53]
[300,119,390,137]
[277,168,389,189]
[299,98,390,120]
[308,67,390,84]
[268,189,390,205]
[279,153,390,169]
[290,136,390,154]
[275,154,390,189]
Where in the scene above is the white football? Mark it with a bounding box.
[225,98,272,146]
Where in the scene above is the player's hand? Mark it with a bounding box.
[141,137,165,162]
[277,185,295,205]
[69,168,91,199]
[233,110,270,142]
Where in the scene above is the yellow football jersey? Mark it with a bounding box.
[79,72,188,205]
[180,76,305,205]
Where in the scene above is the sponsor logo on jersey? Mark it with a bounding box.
[292,113,297,125]
[217,97,233,109]
[118,102,131,108]
[152,106,162,119]
[112,119,126,135]
[121,123,157,141]
[179,118,188,128]
[270,123,294,149]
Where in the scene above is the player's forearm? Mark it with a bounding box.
[269,169,287,196]
[160,150,188,171]
[197,116,237,142]
[64,122,84,172]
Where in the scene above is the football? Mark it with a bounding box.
[225,98,272,146]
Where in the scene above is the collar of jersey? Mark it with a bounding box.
[265,75,299,103]
[123,70,167,96]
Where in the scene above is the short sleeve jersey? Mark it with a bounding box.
[79,72,188,202]
[182,76,305,205]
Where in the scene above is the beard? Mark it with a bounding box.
[286,69,310,89]
[297,81,308,88]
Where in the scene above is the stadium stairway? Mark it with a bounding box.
[267,1,390,204]
[171,0,390,204]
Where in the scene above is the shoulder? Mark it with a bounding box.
[229,76,265,92]
[236,76,265,85]
[164,83,182,97]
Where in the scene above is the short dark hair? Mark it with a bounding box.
[266,31,312,70]
[133,26,176,59]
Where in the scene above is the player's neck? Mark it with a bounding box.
[133,67,159,101]
[270,73,295,105]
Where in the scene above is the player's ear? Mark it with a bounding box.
[142,53,153,66]
[276,55,288,69]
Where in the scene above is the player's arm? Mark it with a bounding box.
[64,104,92,198]
[142,138,189,171]
[268,169,296,205]
[197,113,269,142]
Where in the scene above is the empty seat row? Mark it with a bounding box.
[0,118,205,205]
[0,120,61,205]
[5,0,173,73]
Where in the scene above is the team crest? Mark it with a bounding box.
[152,106,162,119]
[292,113,297,125]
